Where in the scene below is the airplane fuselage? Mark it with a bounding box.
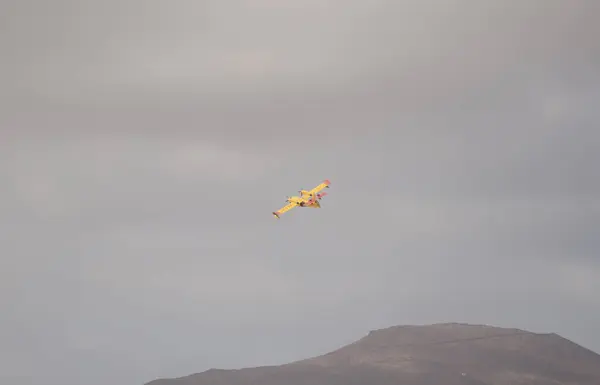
[286,196,319,208]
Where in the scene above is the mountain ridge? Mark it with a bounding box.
[146,323,600,385]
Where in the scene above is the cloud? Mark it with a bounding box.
[1,1,600,385]
[556,262,600,303]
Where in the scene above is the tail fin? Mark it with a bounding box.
[272,212,280,219]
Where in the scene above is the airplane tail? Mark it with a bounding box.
[272,211,280,219]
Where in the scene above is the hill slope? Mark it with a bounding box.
[146,323,600,385]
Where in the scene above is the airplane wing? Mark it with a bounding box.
[273,201,298,219]
[308,179,331,195]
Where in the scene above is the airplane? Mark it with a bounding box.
[272,179,331,219]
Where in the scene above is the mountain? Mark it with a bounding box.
[146,323,600,385]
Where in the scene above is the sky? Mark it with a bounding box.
[1,0,599,384]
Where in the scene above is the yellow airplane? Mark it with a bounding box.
[272,179,331,219]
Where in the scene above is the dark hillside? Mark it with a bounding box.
[146,323,600,385]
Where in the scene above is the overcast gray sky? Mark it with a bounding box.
[1,1,599,384]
